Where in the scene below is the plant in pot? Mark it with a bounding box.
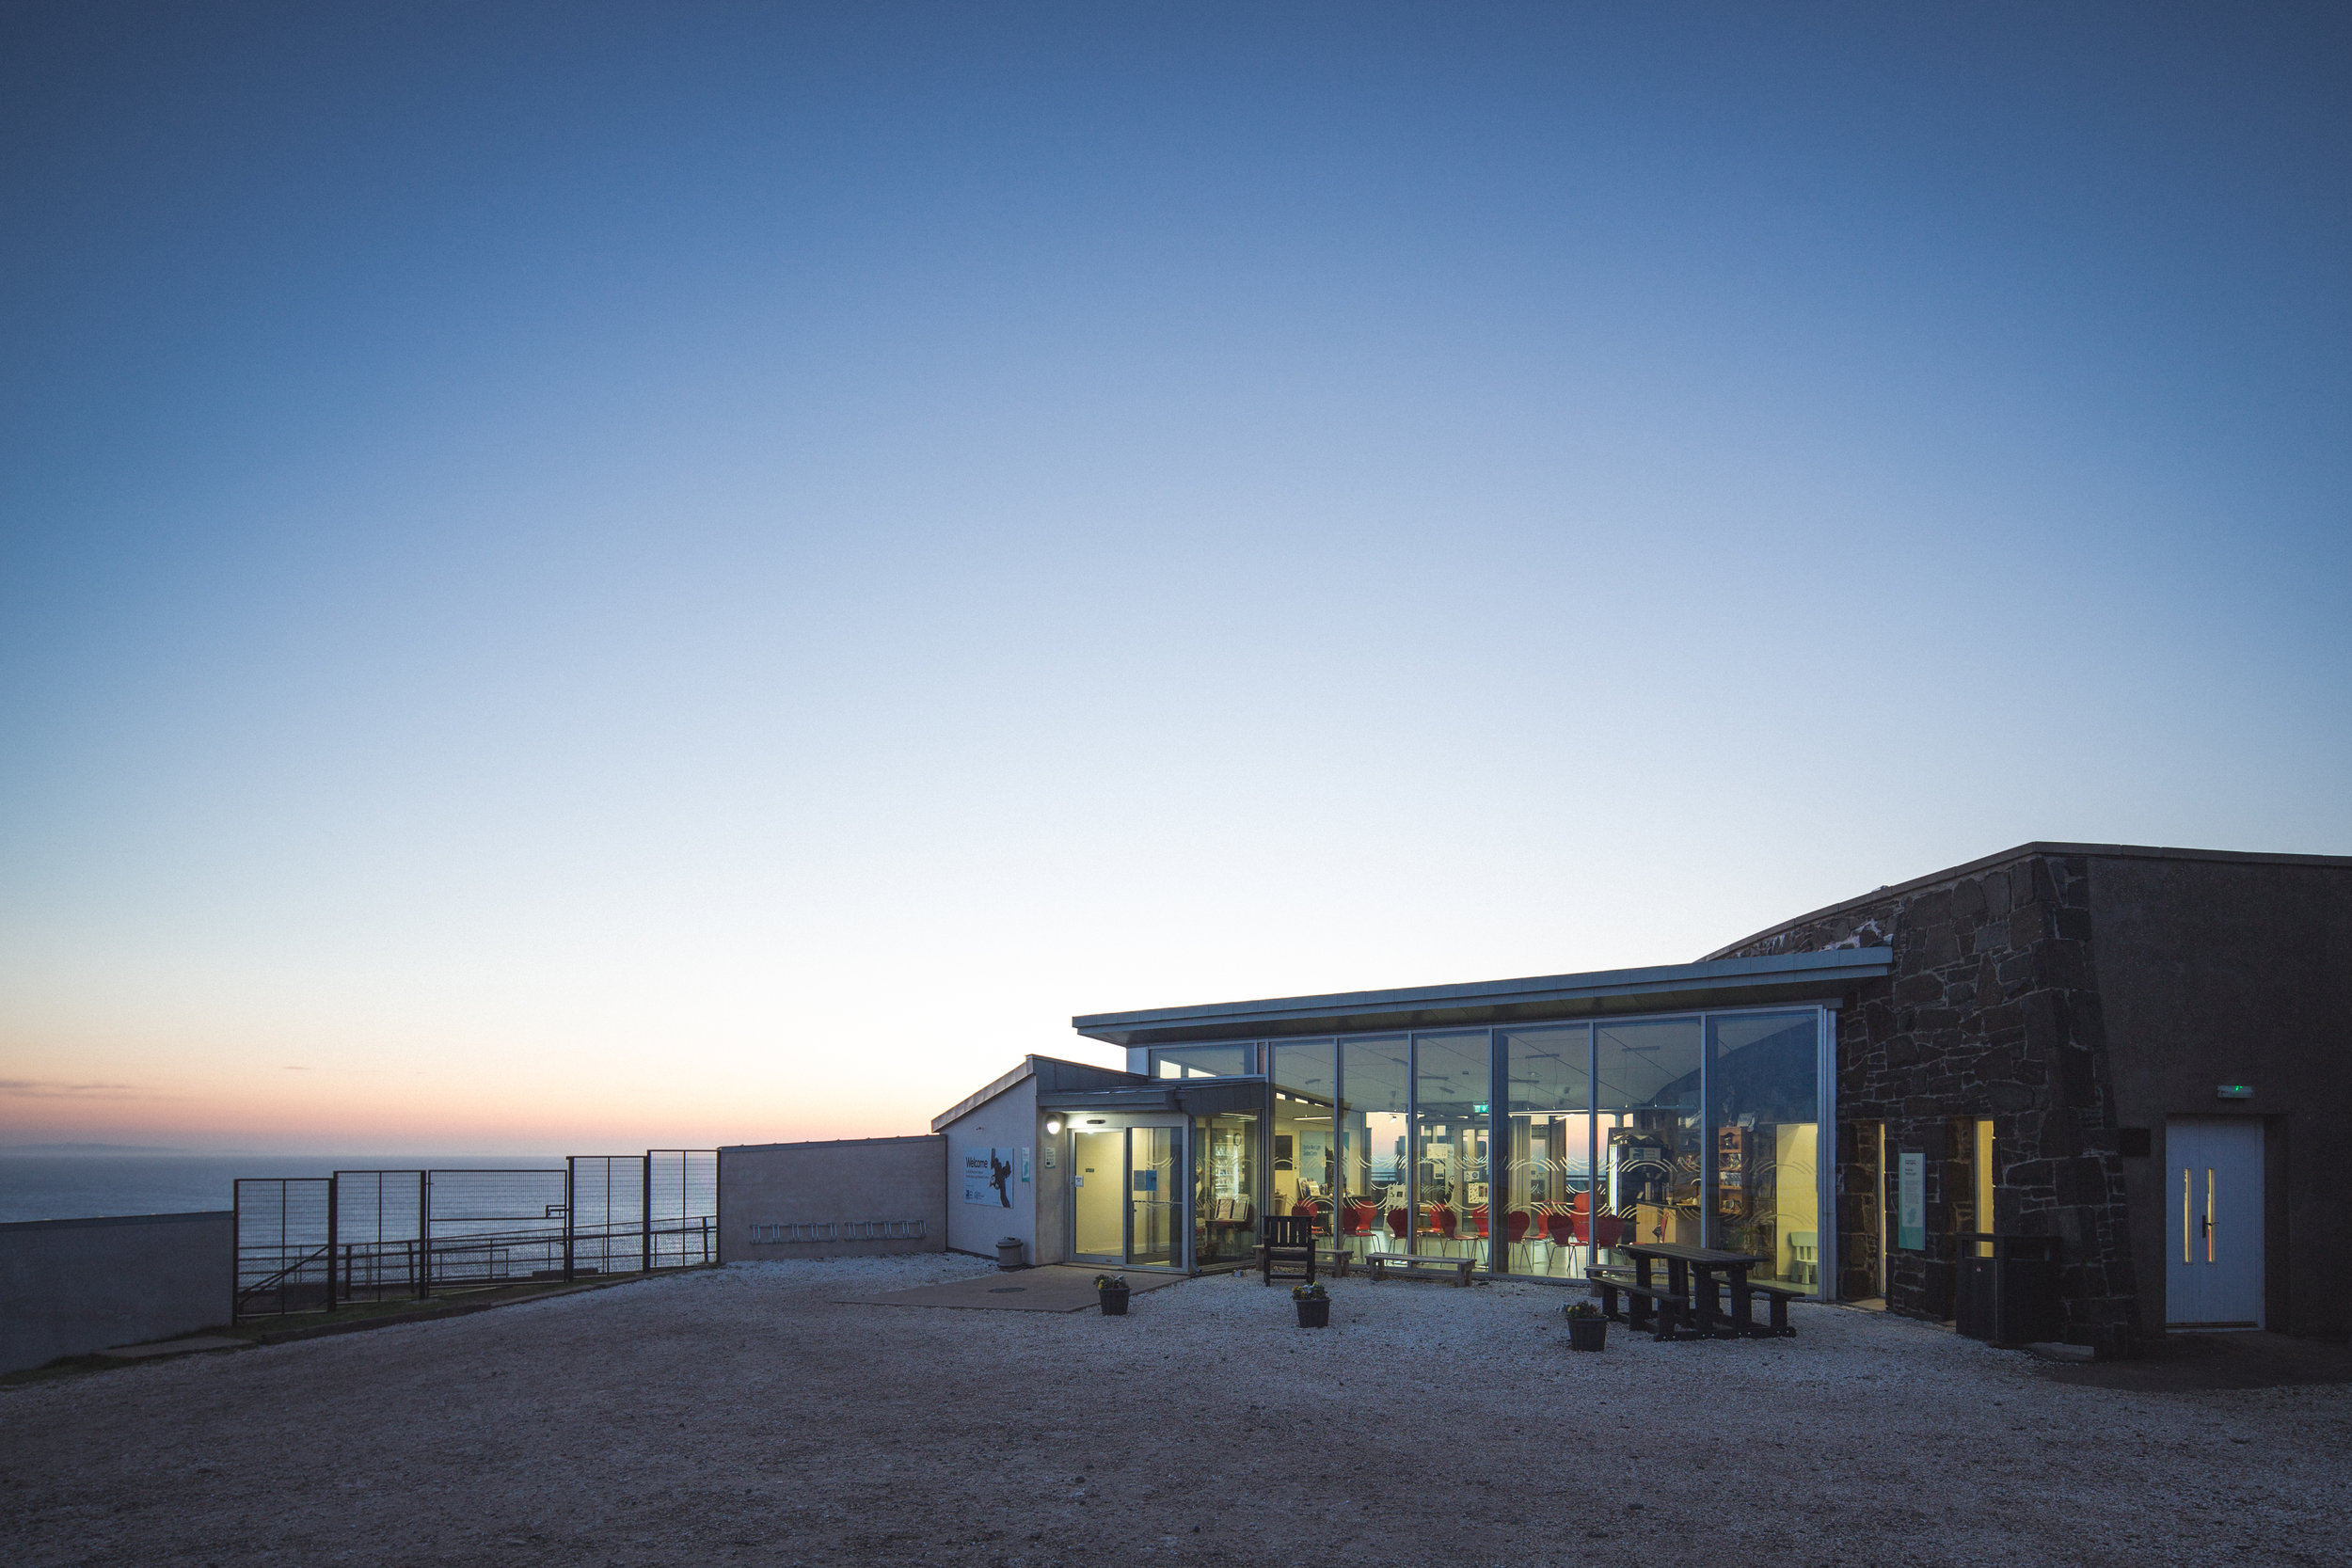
[1094,1274,1131,1315]
[1565,1298,1608,1352]
[1292,1282,1331,1328]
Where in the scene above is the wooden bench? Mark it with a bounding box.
[1363,1252,1477,1287]
[1317,1247,1351,1279]
[1588,1274,1687,1339]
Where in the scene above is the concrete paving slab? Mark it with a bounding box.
[836,1263,1190,1312]
[97,1336,249,1361]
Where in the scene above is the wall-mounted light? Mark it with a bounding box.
[1044,1117,1063,1134]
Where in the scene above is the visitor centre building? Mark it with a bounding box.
[725,842,2352,1351]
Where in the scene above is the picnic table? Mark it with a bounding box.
[1589,1243,1801,1339]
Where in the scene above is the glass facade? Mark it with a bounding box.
[1502,1022,1591,1277]
[1412,1031,1490,1267]
[1192,1110,1259,1268]
[1597,1018,1703,1254]
[1098,1005,1830,1290]
[1153,1044,1256,1079]
[1339,1035,1410,1261]
[1271,1038,1338,1243]
[1708,1012,1820,1286]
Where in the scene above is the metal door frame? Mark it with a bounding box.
[1065,1117,1188,1271]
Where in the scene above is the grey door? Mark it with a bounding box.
[2165,1117,2264,1329]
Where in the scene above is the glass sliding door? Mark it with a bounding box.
[1339,1035,1410,1262]
[1502,1022,1592,1277]
[1129,1127,1179,1267]
[1596,1018,1702,1259]
[1271,1039,1338,1249]
[1708,1011,1821,1289]
[1072,1130,1125,1262]
[1411,1031,1491,1267]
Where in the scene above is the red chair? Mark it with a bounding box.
[1505,1209,1532,1272]
[1425,1203,1457,1256]
[1384,1208,1410,1250]
[1293,1200,1318,1218]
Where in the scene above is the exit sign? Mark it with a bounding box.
[2217,1085,2253,1100]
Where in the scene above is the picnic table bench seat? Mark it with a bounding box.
[1732,1278,1805,1336]
[1362,1252,1477,1287]
[1587,1274,1689,1339]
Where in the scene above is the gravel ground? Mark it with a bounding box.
[4,1255,2347,1567]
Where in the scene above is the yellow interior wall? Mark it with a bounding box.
[1774,1122,1819,1276]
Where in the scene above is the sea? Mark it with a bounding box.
[0,1152,566,1225]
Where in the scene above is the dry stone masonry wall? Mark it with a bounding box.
[1721,853,2140,1347]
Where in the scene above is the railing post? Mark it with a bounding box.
[326,1173,339,1313]
[563,1157,576,1284]
[418,1170,432,1300]
[641,1153,653,1274]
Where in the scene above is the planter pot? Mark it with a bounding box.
[1567,1316,1608,1353]
[1099,1287,1131,1317]
[995,1240,1025,1271]
[1295,1296,1331,1328]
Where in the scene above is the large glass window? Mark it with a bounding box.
[1191,1111,1258,1268]
[1708,1012,1820,1287]
[1153,1043,1257,1079]
[1597,1018,1702,1258]
[1270,1039,1338,1243]
[1339,1035,1409,1261]
[1503,1022,1591,1278]
[1412,1031,1491,1267]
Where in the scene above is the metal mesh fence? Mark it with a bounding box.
[566,1155,645,1278]
[332,1169,424,1304]
[231,1151,718,1321]
[234,1178,332,1318]
[647,1148,719,1269]
[418,1168,568,1291]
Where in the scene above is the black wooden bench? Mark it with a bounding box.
[1732,1278,1805,1337]
[1363,1252,1477,1287]
[1589,1274,1685,1339]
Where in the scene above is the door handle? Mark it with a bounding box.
[2204,1167,2216,1263]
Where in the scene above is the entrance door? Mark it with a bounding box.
[1073,1131,1125,1262]
[1129,1128,1177,1267]
[1071,1126,1184,1268]
[2166,1118,2264,1329]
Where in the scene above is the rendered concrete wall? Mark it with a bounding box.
[940,1077,1041,1260]
[717,1136,946,1263]
[1,1211,234,1373]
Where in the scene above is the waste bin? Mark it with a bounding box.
[1954,1233,2061,1344]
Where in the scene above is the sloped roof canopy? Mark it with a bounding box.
[1071,948,1892,1049]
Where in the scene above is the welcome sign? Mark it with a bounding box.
[961,1147,1015,1208]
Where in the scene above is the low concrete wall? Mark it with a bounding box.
[1,1211,234,1373]
[718,1136,946,1262]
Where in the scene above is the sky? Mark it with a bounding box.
[2,2,2346,1154]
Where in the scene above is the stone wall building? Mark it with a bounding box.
[1708,843,2351,1344]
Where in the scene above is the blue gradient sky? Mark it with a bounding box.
[3,4,2346,1152]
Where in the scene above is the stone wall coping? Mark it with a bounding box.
[1703,841,2352,962]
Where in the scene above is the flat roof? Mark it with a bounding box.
[1701,840,2352,960]
[1071,947,1889,1048]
